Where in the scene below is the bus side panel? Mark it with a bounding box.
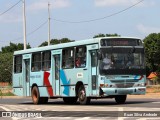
[13,88,24,96]
[38,87,49,97]
[30,71,54,97]
[13,73,24,96]
[13,73,23,87]
[60,69,89,97]
[30,71,44,87]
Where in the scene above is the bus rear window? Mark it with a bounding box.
[14,55,22,73]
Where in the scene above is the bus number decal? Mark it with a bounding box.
[77,73,83,78]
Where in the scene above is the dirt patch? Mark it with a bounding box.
[0,88,12,93]
[146,85,160,93]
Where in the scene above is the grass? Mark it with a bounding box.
[0,86,15,96]
[0,91,15,96]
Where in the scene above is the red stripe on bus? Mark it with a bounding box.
[44,72,53,96]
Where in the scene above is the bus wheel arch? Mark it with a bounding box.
[75,81,83,97]
[75,82,90,105]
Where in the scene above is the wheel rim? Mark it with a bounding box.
[32,89,38,102]
[79,89,86,101]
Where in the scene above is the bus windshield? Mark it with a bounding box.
[99,47,145,75]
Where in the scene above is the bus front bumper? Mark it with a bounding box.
[101,87,146,96]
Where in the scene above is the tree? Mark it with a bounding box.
[143,33,160,73]
[0,53,13,83]
[93,33,120,38]
[39,38,75,47]
[0,42,31,83]
[1,42,31,53]
[93,33,105,38]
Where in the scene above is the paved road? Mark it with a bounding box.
[0,97,159,120]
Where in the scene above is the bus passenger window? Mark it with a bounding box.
[75,46,86,68]
[14,55,22,73]
[32,53,41,72]
[42,51,51,71]
[62,48,74,69]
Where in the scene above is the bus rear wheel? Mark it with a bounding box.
[32,86,40,104]
[63,97,77,104]
[32,86,48,104]
[78,85,90,105]
[115,95,127,104]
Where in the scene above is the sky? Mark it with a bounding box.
[0,0,160,49]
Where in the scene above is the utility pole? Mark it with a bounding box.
[23,0,27,49]
[48,2,51,46]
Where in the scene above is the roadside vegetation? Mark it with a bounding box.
[146,85,160,93]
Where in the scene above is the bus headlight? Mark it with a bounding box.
[140,83,146,87]
[134,83,146,87]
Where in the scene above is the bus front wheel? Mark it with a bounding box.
[78,85,90,105]
[115,95,127,104]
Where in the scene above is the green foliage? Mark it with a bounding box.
[93,33,105,38]
[1,42,31,53]
[39,38,75,47]
[0,53,13,83]
[93,33,121,38]
[0,91,15,96]
[143,33,160,73]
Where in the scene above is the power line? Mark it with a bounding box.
[0,0,22,16]
[1,20,48,43]
[53,0,144,23]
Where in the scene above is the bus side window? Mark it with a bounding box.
[62,48,74,69]
[14,55,22,73]
[32,52,41,72]
[75,46,86,68]
[42,51,51,71]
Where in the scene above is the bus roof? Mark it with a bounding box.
[14,36,141,55]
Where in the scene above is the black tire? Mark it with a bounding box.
[115,95,127,104]
[63,97,78,104]
[78,85,90,105]
[31,86,41,104]
[41,97,48,104]
[31,86,48,104]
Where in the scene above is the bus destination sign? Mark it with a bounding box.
[101,38,140,46]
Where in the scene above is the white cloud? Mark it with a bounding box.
[94,0,155,7]
[28,0,71,11]
[137,24,160,34]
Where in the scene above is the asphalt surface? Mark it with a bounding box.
[0,97,159,120]
[0,97,159,108]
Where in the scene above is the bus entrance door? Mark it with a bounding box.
[90,50,98,95]
[23,54,31,96]
[52,50,62,96]
[87,44,98,96]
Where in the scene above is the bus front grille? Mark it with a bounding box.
[115,83,134,88]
